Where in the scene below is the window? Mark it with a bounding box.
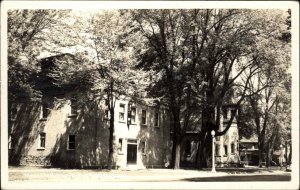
[223,109,228,120]
[38,133,46,149]
[230,110,235,118]
[184,140,191,157]
[8,134,14,149]
[41,102,49,118]
[215,144,219,156]
[118,138,123,153]
[154,112,159,127]
[231,143,235,154]
[131,107,136,124]
[119,104,125,122]
[140,141,146,154]
[68,135,76,150]
[141,110,147,125]
[224,145,228,155]
[70,97,78,115]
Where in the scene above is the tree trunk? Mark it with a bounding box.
[170,112,182,169]
[258,142,264,168]
[174,135,181,169]
[266,142,270,168]
[108,105,115,169]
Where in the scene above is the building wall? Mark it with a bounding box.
[215,106,240,165]
[8,97,170,169]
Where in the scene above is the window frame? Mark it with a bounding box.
[140,140,146,155]
[38,132,46,150]
[118,138,124,154]
[223,108,228,120]
[231,143,235,154]
[70,97,78,116]
[224,145,228,156]
[154,112,159,128]
[141,109,147,125]
[131,107,136,124]
[40,102,49,120]
[67,135,76,150]
[119,104,126,122]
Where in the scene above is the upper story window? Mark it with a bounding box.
[154,112,159,127]
[131,107,136,124]
[141,110,147,125]
[119,104,125,122]
[70,97,78,115]
[223,109,228,120]
[41,102,50,119]
[68,135,76,150]
[38,133,46,149]
[230,109,236,119]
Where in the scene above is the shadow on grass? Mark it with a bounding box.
[181,174,291,182]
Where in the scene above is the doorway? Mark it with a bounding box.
[127,140,137,165]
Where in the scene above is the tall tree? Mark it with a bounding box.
[7,10,71,101]
[70,10,153,168]
[130,9,290,168]
[239,9,291,167]
[130,10,205,169]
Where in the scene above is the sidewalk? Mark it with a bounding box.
[8,166,291,182]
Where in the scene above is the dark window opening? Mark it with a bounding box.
[185,140,191,157]
[140,141,146,154]
[223,109,228,120]
[42,102,49,118]
[224,145,228,155]
[142,110,147,125]
[154,112,159,127]
[68,135,76,150]
[231,143,235,154]
[71,97,78,115]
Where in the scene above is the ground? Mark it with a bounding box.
[8,166,291,182]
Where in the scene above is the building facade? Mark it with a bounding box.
[215,105,240,166]
[8,54,171,169]
[8,54,240,169]
[8,94,171,169]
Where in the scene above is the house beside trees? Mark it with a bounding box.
[7,9,291,169]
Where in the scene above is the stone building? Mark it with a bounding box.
[8,53,240,169]
[179,104,240,168]
[215,104,240,166]
[8,54,171,169]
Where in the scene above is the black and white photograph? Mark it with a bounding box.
[1,1,299,189]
